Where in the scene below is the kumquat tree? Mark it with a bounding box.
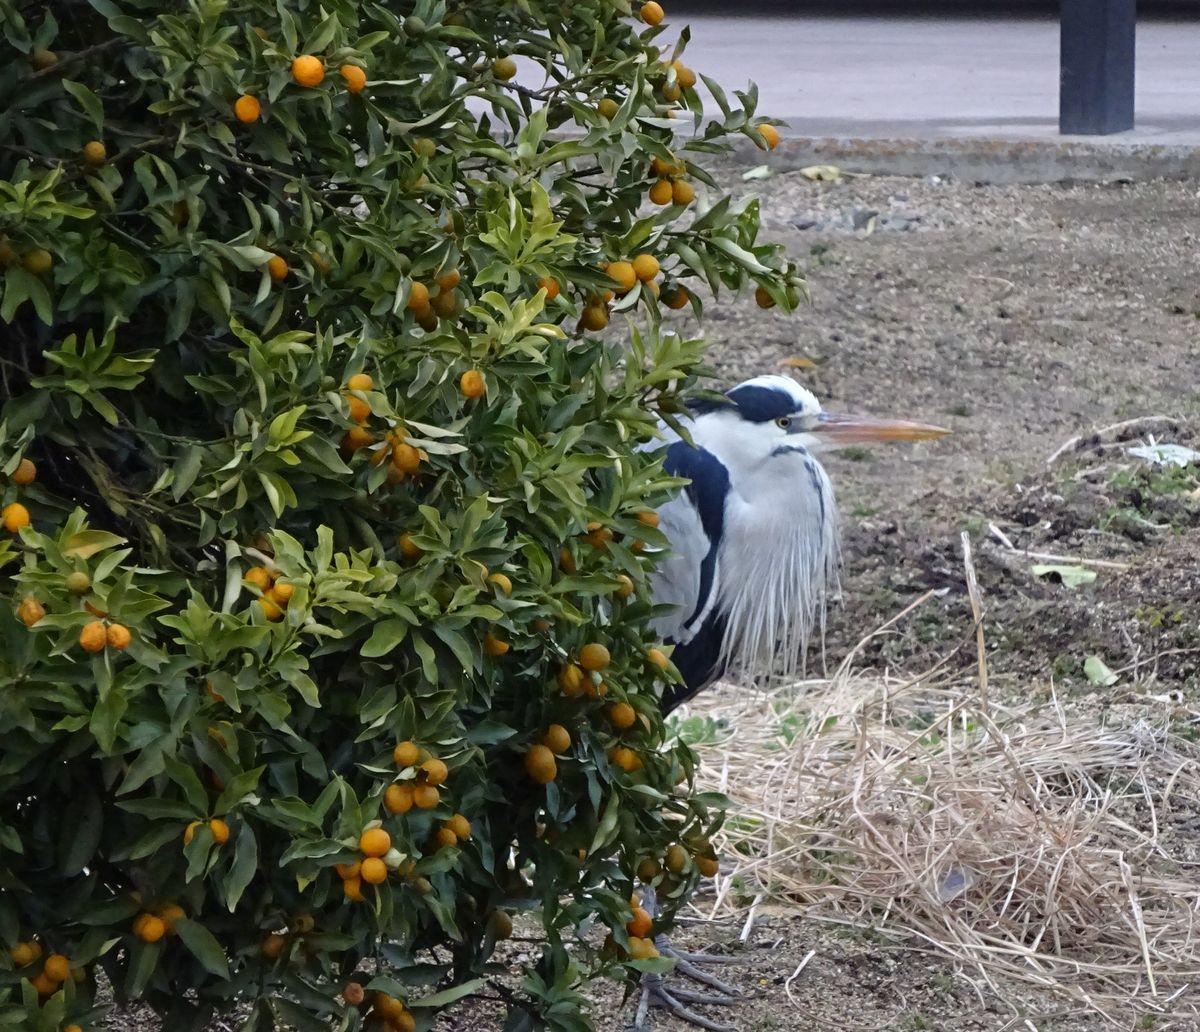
[0,0,801,1029]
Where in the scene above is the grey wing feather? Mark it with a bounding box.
[648,491,709,644]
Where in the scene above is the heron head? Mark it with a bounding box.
[690,375,949,467]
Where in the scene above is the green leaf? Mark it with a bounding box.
[300,435,353,475]
[1,267,28,323]
[214,766,266,814]
[411,977,487,1008]
[124,940,162,999]
[172,445,204,501]
[118,743,166,795]
[411,633,438,683]
[258,471,287,517]
[117,797,197,820]
[75,895,140,926]
[224,823,259,911]
[165,755,211,814]
[62,79,104,131]
[184,824,215,881]
[63,529,127,559]
[174,918,230,978]
[709,236,771,275]
[361,618,408,658]
[1083,655,1118,686]
[302,13,341,54]
[799,164,841,182]
[589,798,620,854]
[431,624,478,674]
[1031,564,1098,589]
[464,720,517,746]
[699,73,732,118]
[269,997,331,1032]
[0,824,22,854]
[57,785,103,876]
[117,823,184,862]
[89,687,127,753]
[279,837,346,865]
[2,266,52,324]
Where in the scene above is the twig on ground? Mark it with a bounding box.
[1047,416,1179,465]
[1111,648,1200,678]
[783,949,816,1003]
[986,523,1131,571]
[739,896,762,944]
[988,522,1017,550]
[961,532,989,714]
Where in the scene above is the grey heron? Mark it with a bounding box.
[633,374,949,1031]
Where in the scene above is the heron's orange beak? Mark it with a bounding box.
[811,412,952,446]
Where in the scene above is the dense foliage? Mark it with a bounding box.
[0,0,800,1028]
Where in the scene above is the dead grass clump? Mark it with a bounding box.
[684,663,1200,1022]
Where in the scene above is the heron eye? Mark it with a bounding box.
[775,417,791,430]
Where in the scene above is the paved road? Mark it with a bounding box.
[675,16,1200,144]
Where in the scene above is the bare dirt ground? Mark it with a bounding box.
[572,169,1200,1032]
[702,167,1200,692]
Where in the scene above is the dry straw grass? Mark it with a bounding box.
[681,550,1200,1024]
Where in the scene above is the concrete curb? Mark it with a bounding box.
[728,136,1200,183]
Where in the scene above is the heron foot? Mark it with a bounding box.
[626,938,742,1032]
[629,971,740,1032]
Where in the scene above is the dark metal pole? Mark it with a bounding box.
[1060,0,1136,135]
